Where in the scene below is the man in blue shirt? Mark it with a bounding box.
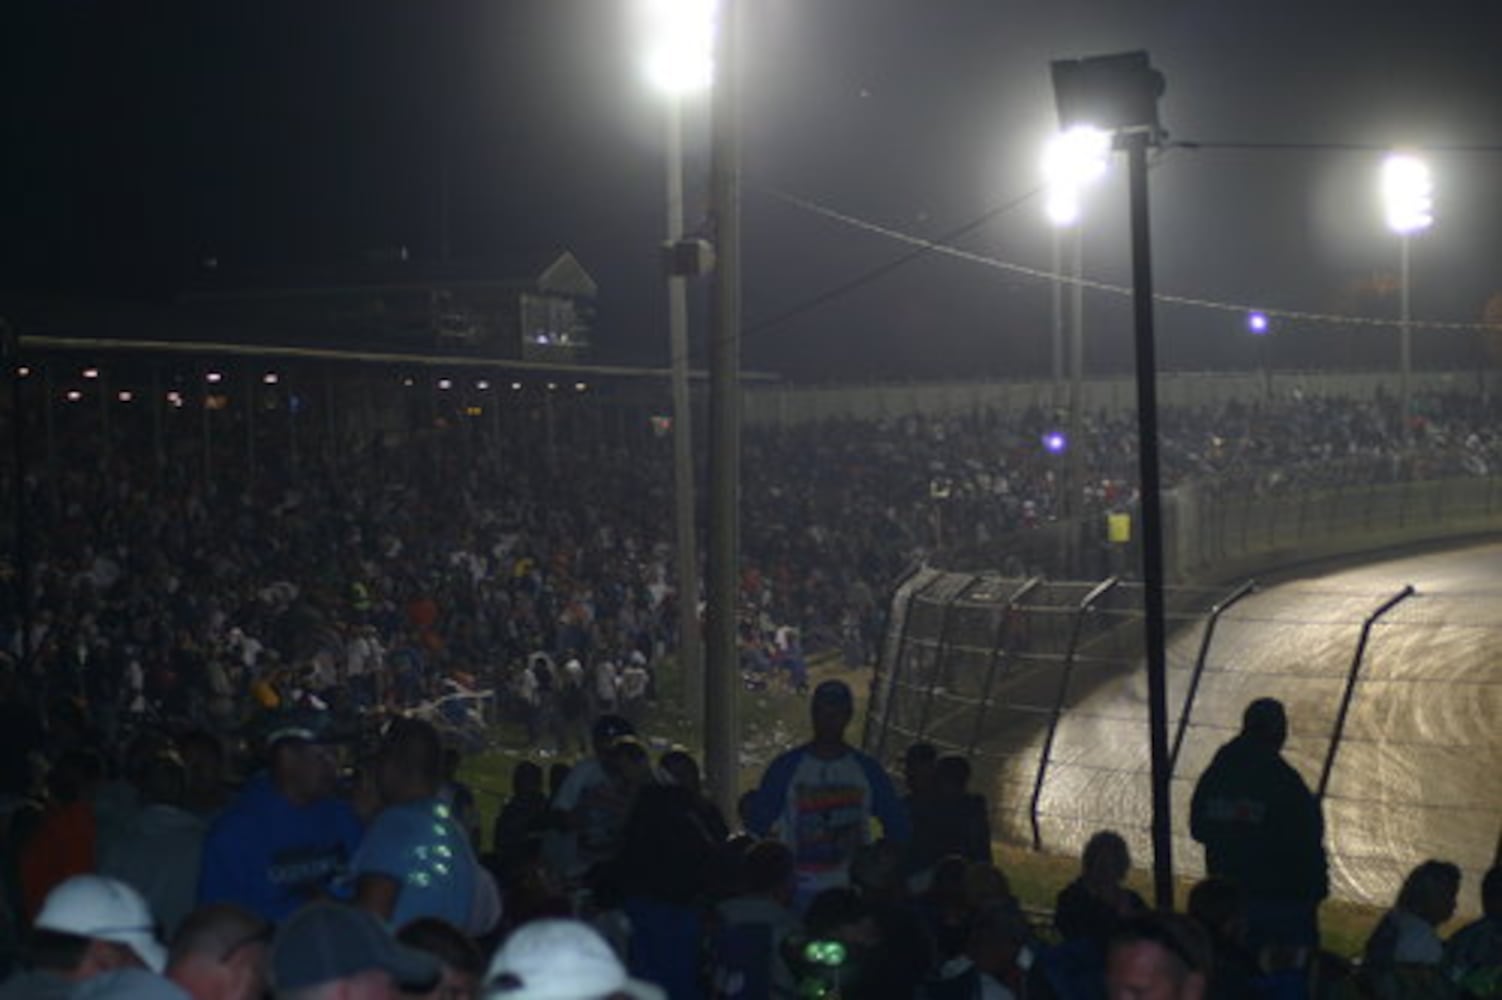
[749,680,910,908]
[352,718,485,932]
[197,713,363,923]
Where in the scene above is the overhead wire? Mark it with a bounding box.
[745,140,1502,339]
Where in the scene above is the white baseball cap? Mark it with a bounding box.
[485,920,663,1000]
[34,875,167,973]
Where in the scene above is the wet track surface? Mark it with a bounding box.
[1004,539,1502,912]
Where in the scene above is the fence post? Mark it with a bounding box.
[862,562,927,752]
[967,576,1042,757]
[1168,578,1255,776]
[1029,575,1119,851]
[1316,584,1416,800]
[914,575,982,742]
[872,571,944,761]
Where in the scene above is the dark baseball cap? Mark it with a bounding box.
[591,714,635,746]
[812,680,854,710]
[271,903,439,993]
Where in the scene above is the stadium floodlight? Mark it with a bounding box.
[263,372,280,385]
[437,378,453,391]
[476,379,490,391]
[65,390,82,402]
[1042,430,1068,454]
[1042,126,1111,227]
[82,367,100,380]
[117,390,133,402]
[643,0,715,95]
[1247,311,1269,334]
[1382,153,1433,234]
[1381,151,1432,441]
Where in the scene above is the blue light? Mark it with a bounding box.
[1247,311,1269,335]
[1042,431,1068,455]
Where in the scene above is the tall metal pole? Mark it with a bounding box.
[1065,223,1086,573]
[1399,234,1412,443]
[665,93,705,732]
[2,322,31,677]
[1050,228,1064,406]
[1125,130,1174,910]
[703,0,742,822]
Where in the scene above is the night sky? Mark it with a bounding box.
[7,0,1502,381]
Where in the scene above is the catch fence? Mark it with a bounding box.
[865,564,1501,912]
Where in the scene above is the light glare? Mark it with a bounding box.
[644,0,716,95]
[1247,312,1269,334]
[1382,153,1433,234]
[1042,431,1068,455]
[1042,126,1111,228]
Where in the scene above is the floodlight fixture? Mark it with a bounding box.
[476,379,490,391]
[1051,51,1165,137]
[437,378,453,391]
[1042,126,1111,227]
[644,0,716,95]
[206,371,223,384]
[118,390,134,402]
[1042,430,1068,454]
[65,390,82,402]
[82,367,100,380]
[1382,153,1433,234]
[511,381,523,391]
[17,366,30,378]
[575,381,588,392]
[1247,312,1269,334]
[263,372,280,385]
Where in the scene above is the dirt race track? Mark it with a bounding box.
[996,538,1502,914]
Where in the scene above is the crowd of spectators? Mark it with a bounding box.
[0,378,1499,996]
[0,675,1496,998]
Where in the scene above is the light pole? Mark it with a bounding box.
[645,0,714,732]
[1041,127,1108,544]
[1381,152,1433,442]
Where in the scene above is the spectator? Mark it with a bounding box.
[547,715,635,882]
[748,680,910,908]
[1104,913,1211,1000]
[268,902,439,1000]
[98,751,208,939]
[395,918,484,1000]
[910,755,992,877]
[1189,697,1327,956]
[0,875,168,999]
[611,738,710,999]
[197,713,363,922]
[484,918,664,1000]
[1185,877,1259,1000]
[1054,830,1148,952]
[493,761,550,879]
[920,903,1030,1000]
[1442,864,1501,997]
[19,747,103,919]
[1363,858,1462,970]
[165,904,272,1000]
[711,841,802,1000]
[352,718,486,933]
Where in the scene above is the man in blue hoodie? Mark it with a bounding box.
[197,712,363,922]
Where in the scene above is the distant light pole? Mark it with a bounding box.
[1041,126,1109,548]
[645,0,714,732]
[1381,152,1433,442]
[1247,311,1271,398]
